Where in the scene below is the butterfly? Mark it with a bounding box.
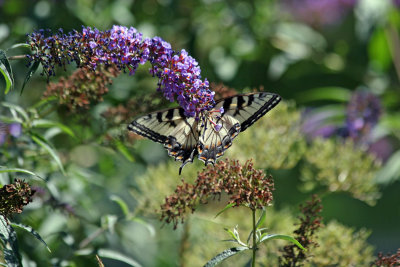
[128,92,281,174]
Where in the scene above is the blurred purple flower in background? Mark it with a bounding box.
[0,122,22,145]
[346,91,382,142]
[301,90,387,159]
[281,0,358,27]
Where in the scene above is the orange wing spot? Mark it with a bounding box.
[176,156,183,160]
[216,152,223,157]
[166,144,172,148]
[200,156,207,161]
[224,144,230,149]
[170,152,177,156]
[217,142,222,146]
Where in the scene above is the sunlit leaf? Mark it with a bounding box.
[1,102,29,122]
[11,223,51,252]
[97,249,142,267]
[0,50,13,94]
[31,119,75,137]
[8,43,31,50]
[204,247,248,267]
[259,233,305,250]
[30,133,66,175]
[375,150,400,184]
[110,195,130,217]
[215,203,235,218]
[115,139,134,162]
[130,217,156,237]
[0,167,44,180]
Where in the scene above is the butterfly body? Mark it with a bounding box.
[128,92,281,174]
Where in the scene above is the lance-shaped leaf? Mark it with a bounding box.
[30,132,66,175]
[97,249,142,267]
[215,203,235,218]
[21,60,40,95]
[260,233,305,250]
[11,223,51,252]
[0,50,13,94]
[0,167,44,181]
[204,247,249,267]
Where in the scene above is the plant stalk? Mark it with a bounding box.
[252,208,257,267]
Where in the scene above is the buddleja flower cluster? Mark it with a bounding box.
[27,25,215,118]
[0,179,35,218]
[160,159,274,229]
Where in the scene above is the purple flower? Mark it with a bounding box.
[346,91,382,143]
[0,122,22,145]
[281,0,357,27]
[27,25,215,119]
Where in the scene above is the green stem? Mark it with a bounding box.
[251,208,257,267]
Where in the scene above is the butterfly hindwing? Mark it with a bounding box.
[197,92,281,165]
[128,107,200,170]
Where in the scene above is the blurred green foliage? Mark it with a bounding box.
[1,0,400,266]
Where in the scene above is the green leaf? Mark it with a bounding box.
[1,102,29,122]
[0,50,14,94]
[204,247,249,267]
[115,140,134,162]
[30,132,66,175]
[11,223,51,252]
[375,150,400,184]
[215,203,235,218]
[130,217,155,237]
[0,216,22,267]
[368,27,391,71]
[8,43,31,50]
[296,87,351,103]
[31,119,75,138]
[21,60,40,95]
[259,234,305,250]
[0,167,44,180]
[97,249,142,267]
[224,228,239,242]
[110,195,130,217]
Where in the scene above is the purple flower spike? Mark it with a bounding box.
[27,25,215,119]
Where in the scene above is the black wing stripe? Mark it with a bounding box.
[240,94,281,131]
[128,122,168,144]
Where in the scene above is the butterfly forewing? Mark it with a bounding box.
[128,108,200,168]
[216,92,281,132]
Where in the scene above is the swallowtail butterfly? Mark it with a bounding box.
[128,92,281,174]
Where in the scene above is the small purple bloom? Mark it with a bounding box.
[214,124,222,132]
[9,123,22,137]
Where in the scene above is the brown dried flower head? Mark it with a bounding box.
[43,66,119,111]
[160,159,274,229]
[279,194,323,267]
[373,249,400,267]
[0,179,35,217]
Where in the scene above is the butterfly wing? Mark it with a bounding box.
[128,108,200,173]
[197,92,281,165]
